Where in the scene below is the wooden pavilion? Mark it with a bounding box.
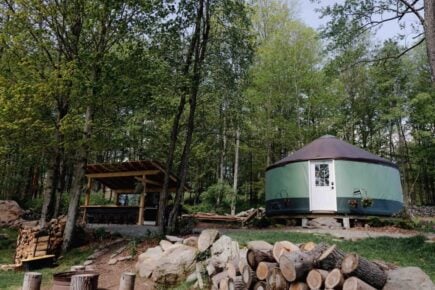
[81,160,185,226]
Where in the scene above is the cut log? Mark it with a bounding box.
[289,282,309,290]
[253,281,267,290]
[22,272,42,290]
[70,274,98,290]
[212,271,229,288]
[246,242,274,270]
[228,276,245,290]
[279,243,329,282]
[266,267,288,290]
[300,242,316,252]
[306,269,328,290]
[219,277,230,290]
[119,272,135,290]
[325,268,344,289]
[272,241,299,261]
[198,229,220,252]
[342,277,376,290]
[226,260,240,279]
[247,241,273,251]
[183,236,198,248]
[241,264,257,289]
[341,253,387,289]
[256,262,277,280]
[316,245,345,271]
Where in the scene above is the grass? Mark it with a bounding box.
[0,227,92,290]
[226,230,435,281]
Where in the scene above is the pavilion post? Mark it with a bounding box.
[137,175,147,225]
[82,177,92,223]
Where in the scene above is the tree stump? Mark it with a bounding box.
[266,267,288,290]
[316,245,345,270]
[256,262,277,280]
[253,281,267,290]
[70,274,98,290]
[306,269,328,289]
[228,276,245,290]
[119,272,135,290]
[279,248,321,282]
[342,277,376,290]
[246,241,274,270]
[324,268,344,289]
[341,253,387,289]
[22,272,42,290]
[289,282,309,290]
[242,264,257,289]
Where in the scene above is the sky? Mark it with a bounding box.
[296,0,423,46]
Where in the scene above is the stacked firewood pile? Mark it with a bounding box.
[136,229,434,290]
[15,216,66,264]
[235,241,387,290]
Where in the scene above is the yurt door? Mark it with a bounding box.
[309,160,337,212]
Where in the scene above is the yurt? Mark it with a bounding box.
[266,135,403,216]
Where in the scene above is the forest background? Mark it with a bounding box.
[0,0,433,247]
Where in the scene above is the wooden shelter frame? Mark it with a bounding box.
[82,160,186,225]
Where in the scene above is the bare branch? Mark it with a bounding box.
[398,0,424,24]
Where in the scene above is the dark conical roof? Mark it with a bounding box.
[268,135,397,170]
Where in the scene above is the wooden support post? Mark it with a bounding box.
[119,272,136,290]
[70,273,98,290]
[343,217,350,229]
[22,272,42,290]
[82,177,92,223]
[137,175,147,225]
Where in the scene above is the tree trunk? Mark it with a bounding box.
[231,127,240,215]
[167,0,211,232]
[424,0,435,83]
[62,106,93,252]
[341,253,387,289]
[70,273,98,290]
[40,153,59,227]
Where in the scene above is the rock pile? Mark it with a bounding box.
[0,200,25,227]
[135,229,435,290]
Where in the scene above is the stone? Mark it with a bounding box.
[83,260,94,266]
[307,217,342,229]
[118,255,132,261]
[166,235,184,243]
[108,258,118,265]
[110,245,127,258]
[0,200,24,227]
[151,244,198,285]
[382,267,434,290]
[159,240,173,251]
[183,236,198,248]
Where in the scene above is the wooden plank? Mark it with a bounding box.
[21,255,55,262]
[85,170,160,178]
[33,250,47,257]
[35,243,49,251]
[37,236,49,242]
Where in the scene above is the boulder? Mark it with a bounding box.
[0,200,24,227]
[210,235,239,269]
[151,244,198,285]
[383,267,434,290]
[136,246,164,278]
[307,217,342,229]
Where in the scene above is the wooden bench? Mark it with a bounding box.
[21,254,55,271]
